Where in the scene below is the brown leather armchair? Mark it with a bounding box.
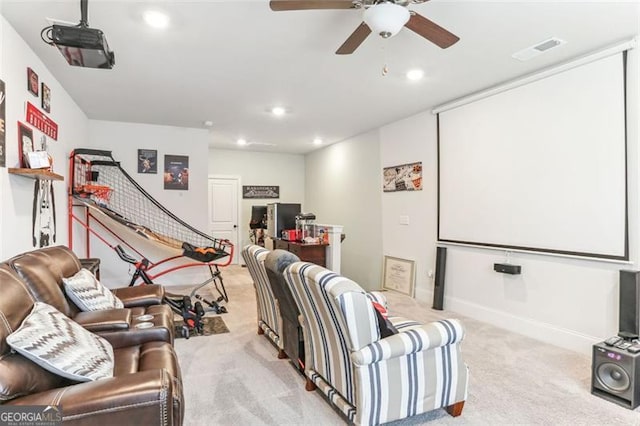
[0,264,183,425]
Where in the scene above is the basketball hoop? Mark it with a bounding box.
[81,184,112,205]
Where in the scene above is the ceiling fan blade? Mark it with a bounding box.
[270,1,356,11]
[336,22,371,55]
[405,12,459,49]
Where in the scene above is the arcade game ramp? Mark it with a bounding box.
[68,148,233,269]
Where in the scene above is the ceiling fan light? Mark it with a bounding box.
[363,2,410,39]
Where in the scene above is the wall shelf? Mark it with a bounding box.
[8,168,63,181]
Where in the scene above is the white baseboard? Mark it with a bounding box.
[414,287,433,305]
[445,296,601,356]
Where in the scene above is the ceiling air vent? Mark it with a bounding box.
[512,37,566,61]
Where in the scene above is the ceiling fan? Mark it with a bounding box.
[269,0,459,55]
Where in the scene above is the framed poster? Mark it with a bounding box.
[164,154,189,190]
[27,67,39,96]
[383,162,422,192]
[382,256,416,297]
[18,122,34,168]
[242,185,279,199]
[0,79,5,167]
[138,149,157,173]
[41,82,51,113]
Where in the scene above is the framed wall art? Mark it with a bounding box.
[17,122,34,168]
[383,162,422,192]
[242,185,279,199]
[27,68,38,96]
[138,149,157,174]
[41,82,51,113]
[382,256,416,297]
[164,154,189,190]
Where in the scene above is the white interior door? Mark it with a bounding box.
[208,177,239,264]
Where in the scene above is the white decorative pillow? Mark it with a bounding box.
[7,302,114,382]
[62,268,124,311]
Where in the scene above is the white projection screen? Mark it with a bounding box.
[438,52,627,259]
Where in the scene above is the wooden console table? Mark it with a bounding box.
[274,240,328,267]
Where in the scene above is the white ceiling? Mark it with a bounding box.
[2,1,639,154]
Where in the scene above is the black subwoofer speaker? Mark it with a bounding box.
[619,270,640,339]
[591,342,640,409]
[432,247,447,310]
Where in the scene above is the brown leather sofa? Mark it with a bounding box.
[8,245,175,344]
[0,259,184,425]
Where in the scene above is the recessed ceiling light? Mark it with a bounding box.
[143,10,170,29]
[203,120,213,128]
[271,106,286,116]
[313,138,323,145]
[406,69,425,81]
[237,138,247,146]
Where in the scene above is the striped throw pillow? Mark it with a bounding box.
[62,268,124,311]
[7,302,114,382]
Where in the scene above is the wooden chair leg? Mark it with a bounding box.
[257,326,264,335]
[277,349,287,359]
[445,401,464,417]
[305,377,317,391]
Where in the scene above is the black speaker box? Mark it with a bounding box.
[591,342,640,409]
[493,263,521,275]
[619,270,640,338]
[432,247,446,310]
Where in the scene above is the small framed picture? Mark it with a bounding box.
[138,149,157,174]
[27,68,39,97]
[18,122,34,168]
[164,154,189,190]
[382,256,416,297]
[41,82,51,113]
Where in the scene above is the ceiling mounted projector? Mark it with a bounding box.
[41,0,115,69]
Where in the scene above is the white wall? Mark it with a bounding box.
[209,148,305,256]
[84,120,210,287]
[305,130,383,289]
[379,48,640,355]
[380,111,438,301]
[0,15,89,259]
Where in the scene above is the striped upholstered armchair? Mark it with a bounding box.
[283,262,469,425]
[241,245,285,358]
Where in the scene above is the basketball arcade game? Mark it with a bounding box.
[68,149,234,336]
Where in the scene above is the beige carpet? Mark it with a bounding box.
[174,265,640,425]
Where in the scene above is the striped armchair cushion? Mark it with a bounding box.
[241,245,282,350]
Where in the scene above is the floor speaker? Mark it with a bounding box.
[619,270,640,339]
[432,247,446,310]
[591,342,640,409]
